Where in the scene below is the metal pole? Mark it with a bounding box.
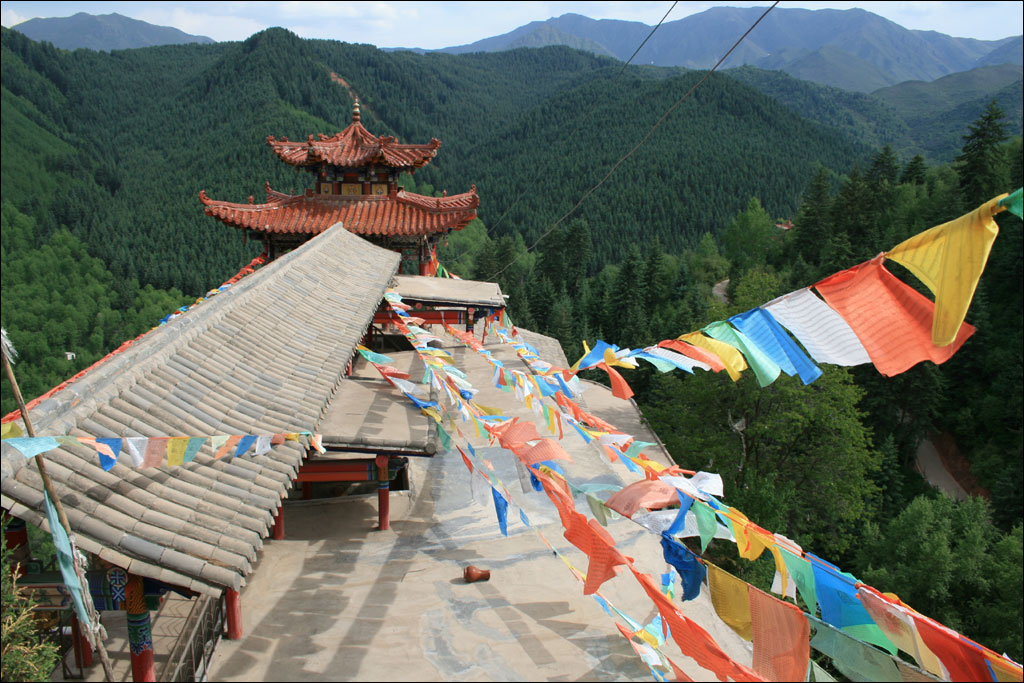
[2,347,116,682]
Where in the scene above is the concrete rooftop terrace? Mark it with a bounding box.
[205,332,754,681]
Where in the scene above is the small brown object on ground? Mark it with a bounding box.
[463,566,490,583]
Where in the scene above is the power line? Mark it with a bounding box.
[486,1,780,281]
[618,1,678,76]
[481,1,679,240]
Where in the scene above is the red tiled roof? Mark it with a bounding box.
[267,105,440,170]
[199,185,479,237]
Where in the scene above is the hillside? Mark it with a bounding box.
[872,64,1024,161]
[10,12,214,50]
[437,7,1021,92]
[0,27,871,289]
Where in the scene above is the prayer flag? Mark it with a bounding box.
[748,585,810,682]
[679,332,747,381]
[706,562,753,641]
[4,436,60,459]
[44,490,91,628]
[730,308,822,385]
[887,195,1003,346]
[660,535,705,601]
[704,321,782,387]
[763,288,872,367]
[491,487,509,536]
[814,256,974,377]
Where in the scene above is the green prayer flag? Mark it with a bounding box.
[183,437,206,464]
[704,320,782,387]
[999,187,1022,218]
[624,441,656,460]
[358,347,394,365]
[694,501,718,552]
[780,546,818,615]
[809,616,900,683]
[44,491,91,627]
[436,424,451,451]
[586,494,610,526]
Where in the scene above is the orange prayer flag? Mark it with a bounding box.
[596,362,634,400]
[515,438,572,467]
[749,586,810,682]
[659,339,726,372]
[814,256,975,376]
[604,479,678,518]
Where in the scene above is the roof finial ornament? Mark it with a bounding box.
[353,99,361,123]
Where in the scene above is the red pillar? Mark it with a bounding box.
[71,614,93,668]
[125,574,155,682]
[3,515,30,576]
[272,505,285,540]
[376,455,390,530]
[225,588,243,640]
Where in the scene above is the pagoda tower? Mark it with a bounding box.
[199,101,479,273]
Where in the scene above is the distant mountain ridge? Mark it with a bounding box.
[436,7,1022,92]
[11,12,214,50]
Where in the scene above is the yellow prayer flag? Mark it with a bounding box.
[887,194,1006,346]
[1,422,25,439]
[166,437,189,467]
[679,332,747,381]
[707,563,753,641]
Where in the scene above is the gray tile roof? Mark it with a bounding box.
[1,224,400,596]
[393,275,505,308]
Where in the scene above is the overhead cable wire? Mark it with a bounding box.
[617,1,678,76]
[482,1,679,240]
[486,1,780,281]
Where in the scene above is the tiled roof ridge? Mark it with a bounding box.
[266,117,440,170]
[201,185,479,213]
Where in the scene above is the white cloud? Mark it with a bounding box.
[1,8,33,27]
[132,6,266,41]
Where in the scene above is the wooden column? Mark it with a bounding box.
[272,504,285,541]
[71,613,94,668]
[3,515,30,576]
[125,573,155,682]
[225,588,243,640]
[376,455,390,530]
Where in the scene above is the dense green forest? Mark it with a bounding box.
[1,25,1021,661]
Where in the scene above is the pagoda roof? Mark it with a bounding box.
[267,102,440,170]
[199,184,479,237]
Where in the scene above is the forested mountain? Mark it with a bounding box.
[730,63,1024,163]
[2,25,1022,660]
[871,64,1024,161]
[10,12,214,50]
[438,7,1022,92]
[0,26,873,289]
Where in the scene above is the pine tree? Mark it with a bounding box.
[900,155,927,186]
[793,166,833,267]
[955,100,1009,209]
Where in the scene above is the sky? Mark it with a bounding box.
[2,1,1022,48]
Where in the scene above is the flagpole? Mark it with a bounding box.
[2,334,116,682]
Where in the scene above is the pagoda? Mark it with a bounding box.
[199,101,479,273]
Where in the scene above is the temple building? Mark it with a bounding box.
[199,102,479,273]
